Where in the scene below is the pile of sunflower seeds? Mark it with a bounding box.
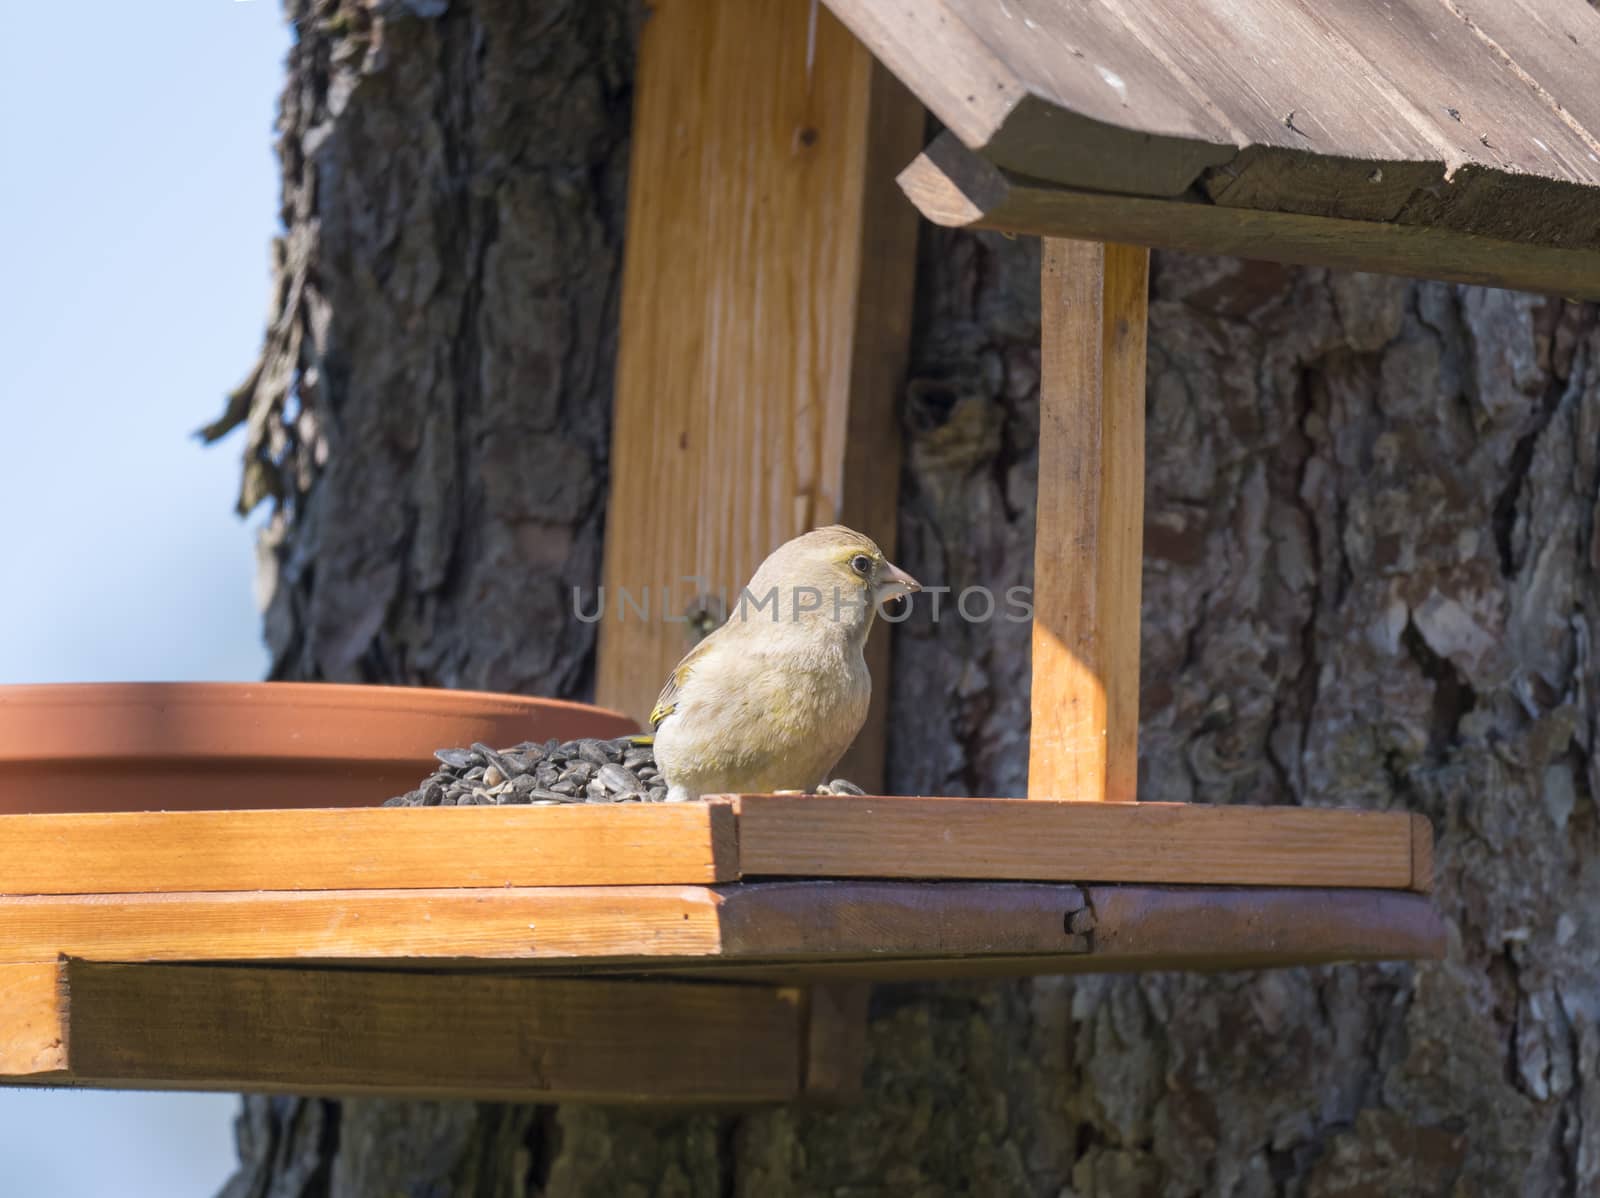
[382,737,669,806]
[380,738,870,807]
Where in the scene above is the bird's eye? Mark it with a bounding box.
[850,554,873,577]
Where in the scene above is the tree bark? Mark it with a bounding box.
[218,2,1600,1195]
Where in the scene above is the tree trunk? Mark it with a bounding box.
[217,2,1600,1195]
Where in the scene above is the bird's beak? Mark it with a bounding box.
[874,560,921,602]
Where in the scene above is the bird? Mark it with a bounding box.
[648,525,920,802]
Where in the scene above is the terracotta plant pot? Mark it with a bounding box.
[0,682,638,814]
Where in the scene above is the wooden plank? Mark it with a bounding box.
[0,884,1442,989]
[0,804,738,895]
[716,880,1089,959]
[1451,0,1600,141]
[0,962,65,1076]
[1309,1,1600,192]
[1081,884,1446,969]
[1410,813,1435,895]
[733,795,1423,890]
[1030,241,1147,804]
[0,881,1090,969]
[899,133,1600,301]
[833,59,926,791]
[819,0,1236,197]
[0,887,727,965]
[682,887,1446,981]
[23,962,803,1103]
[799,982,870,1101]
[597,0,923,790]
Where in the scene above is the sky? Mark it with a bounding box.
[0,1,290,1193]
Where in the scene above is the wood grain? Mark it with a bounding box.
[0,886,726,965]
[715,880,1089,959]
[597,0,923,790]
[692,886,1444,981]
[819,0,1234,196]
[0,882,1443,1024]
[1410,813,1436,895]
[827,0,1600,249]
[0,804,737,895]
[0,962,65,1076]
[833,58,927,791]
[23,962,803,1102]
[1030,240,1147,804]
[800,982,870,1101]
[733,795,1424,890]
[899,134,1600,301]
[0,881,1091,969]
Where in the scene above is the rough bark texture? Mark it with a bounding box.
[220,2,1600,1195]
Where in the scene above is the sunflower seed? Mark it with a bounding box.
[596,763,642,794]
[575,739,611,766]
[387,733,688,808]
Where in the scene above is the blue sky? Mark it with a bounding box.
[0,1,290,1192]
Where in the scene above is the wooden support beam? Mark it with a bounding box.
[899,133,1600,301]
[1410,812,1435,894]
[597,0,923,790]
[799,982,870,1101]
[1028,240,1149,803]
[12,962,806,1104]
[0,963,65,1076]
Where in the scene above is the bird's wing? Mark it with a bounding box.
[648,634,717,728]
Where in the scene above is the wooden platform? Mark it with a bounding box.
[0,797,1443,1103]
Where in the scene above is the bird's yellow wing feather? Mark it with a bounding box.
[648,634,717,728]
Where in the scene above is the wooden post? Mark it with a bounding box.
[596,0,923,791]
[1028,241,1149,803]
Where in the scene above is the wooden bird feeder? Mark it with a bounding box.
[8,0,1600,1105]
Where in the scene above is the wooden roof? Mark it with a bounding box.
[827,0,1600,295]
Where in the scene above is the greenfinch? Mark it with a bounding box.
[650,525,920,802]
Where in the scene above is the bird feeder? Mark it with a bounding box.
[7,0,1600,1105]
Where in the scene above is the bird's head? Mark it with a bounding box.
[736,525,921,640]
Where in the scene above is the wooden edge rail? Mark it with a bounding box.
[0,803,740,895]
[0,881,1092,968]
[731,796,1431,892]
[666,886,1445,982]
[0,798,1434,895]
[0,883,1443,978]
[0,961,864,1104]
[897,131,1600,302]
